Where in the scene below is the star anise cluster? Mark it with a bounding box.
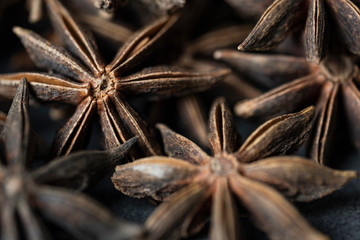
[0,0,360,239]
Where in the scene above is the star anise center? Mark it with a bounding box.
[92,72,116,99]
[320,55,356,83]
[3,175,23,198]
[209,153,238,176]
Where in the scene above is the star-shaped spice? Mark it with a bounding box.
[112,98,357,240]
[0,0,228,157]
[238,0,360,64]
[215,49,360,164]
[0,79,141,239]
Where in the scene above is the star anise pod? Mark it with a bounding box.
[0,79,141,239]
[112,98,357,239]
[214,48,315,89]
[215,49,360,164]
[0,0,228,157]
[238,0,360,64]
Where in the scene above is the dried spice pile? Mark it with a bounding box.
[0,0,360,240]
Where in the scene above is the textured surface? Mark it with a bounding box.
[1,1,360,239]
[85,117,360,240]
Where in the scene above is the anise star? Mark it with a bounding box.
[112,98,357,240]
[238,0,360,64]
[223,0,273,19]
[215,49,360,164]
[0,0,228,157]
[0,79,141,239]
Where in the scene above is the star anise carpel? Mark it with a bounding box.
[215,49,360,164]
[214,48,317,89]
[112,98,357,240]
[0,79,141,239]
[0,0,228,157]
[238,0,360,64]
